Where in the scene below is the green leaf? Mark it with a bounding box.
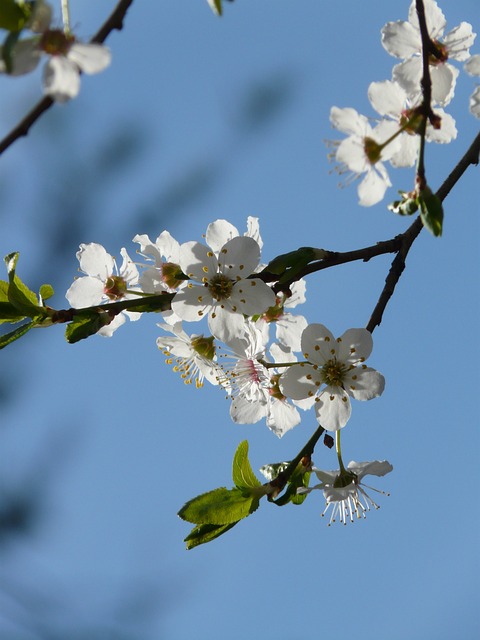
[232,440,261,490]
[184,522,238,550]
[65,312,113,343]
[419,189,443,237]
[263,247,328,283]
[0,321,34,349]
[39,284,54,302]
[5,252,40,316]
[178,486,260,525]
[0,301,26,324]
[0,0,30,31]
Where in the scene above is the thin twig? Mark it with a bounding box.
[0,0,135,157]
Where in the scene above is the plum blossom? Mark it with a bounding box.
[0,3,111,102]
[66,243,141,337]
[368,79,457,167]
[218,323,307,437]
[280,324,385,431]
[171,235,275,343]
[329,106,400,206]
[464,55,480,118]
[156,322,221,388]
[133,230,186,293]
[381,0,476,106]
[300,460,393,525]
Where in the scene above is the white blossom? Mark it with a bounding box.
[156,322,220,388]
[381,0,476,106]
[300,460,393,525]
[464,55,480,119]
[330,106,400,206]
[171,235,275,343]
[368,80,457,167]
[65,243,141,337]
[280,324,385,431]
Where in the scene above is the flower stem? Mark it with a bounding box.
[335,430,347,474]
[61,0,71,34]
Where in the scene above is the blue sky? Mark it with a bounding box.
[0,1,479,638]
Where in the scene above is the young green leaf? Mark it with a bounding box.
[39,284,54,302]
[232,440,261,490]
[0,0,30,31]
[0,301,26,324]
[0,321,34,349]
[65,312,113,343]
[419,189,443,237]
[178,486,260,525]
[184,522,238,550]
[5,252,41,316]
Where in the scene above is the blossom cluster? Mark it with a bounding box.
[329,0,477,206]
[0,0,110,102]
[65,217,391,522]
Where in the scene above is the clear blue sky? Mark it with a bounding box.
[0,1,478,638]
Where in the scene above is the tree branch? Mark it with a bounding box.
[0,0,135,157]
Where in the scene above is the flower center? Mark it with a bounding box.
[208,274,233,301]
[429,40,449,65]
[104,275,127,300]
[363,137,382,164]
[41,29,75,56]
[263,297,284,323]
[320,358,347,387]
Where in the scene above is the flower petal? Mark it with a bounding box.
[315,387,351,431]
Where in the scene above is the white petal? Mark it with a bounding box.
[344,367,385,401]
[465,54,480,76]
[381,20,420,58]
[357,165,390,207]
[171,285,213,322]
[336,328,373,363]
[389,133,418,168]
[330,107,370,136]
[347,460,393,480]
[43,56,80,102]
[68,43,111,74]
[65,277,104,307]
[217,236,260,278]
[443,23,476,62]
[315,387,351,431]
[368,80,406,118]
[279,363,319,401]
[205,219,239,254]
[266,399,300,437]
[77,243,114,279]
[426,109,457,143]
[208,306,248,343]
[245,217,263,250]
[408,0,446,40]
[229,279,276,316]
[430,64,458,106]
[97,313,125,337]
[230,395,267,424]
[469,86,480,118]
[179,241,218,281]
[301,323,336,364]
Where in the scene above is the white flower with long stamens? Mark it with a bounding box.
[218,323,304,436]
[171,235,275,343]
[329,106,400,206]
[381,0,476,106]
[464,55,480,119]
[368,79,457,167]
[280,323,385,431]
[66,243,141,337]
[300,460,393,525]
[156,322,220,388]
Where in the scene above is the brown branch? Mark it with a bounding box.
[366,131,480,333]
[0,0,135,157]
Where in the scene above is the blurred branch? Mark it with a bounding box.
[0,0,135,157]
